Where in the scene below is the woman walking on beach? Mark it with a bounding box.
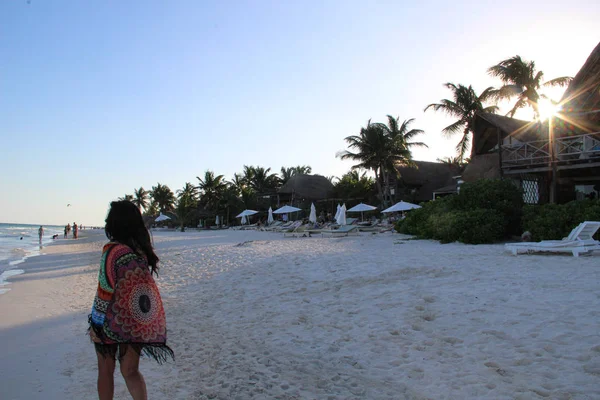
[89,200,173,400]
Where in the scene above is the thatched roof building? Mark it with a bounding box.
[394,161,462,202]
[278,174,334,200]
[558,40,600,133]
[462,153,502,182]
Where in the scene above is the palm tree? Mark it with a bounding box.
[437,156,468,169]
[150,183,176,213]
[333,170,375,203]
[172,196,198,232]
[378,116,427,206]
[243,165,280,194]
[177,182,198,202]
[337,121,388,202]
[292,165,312,175]
[197,170,227,211]
[144,200,159,217]
[279,167,294,186]
[488,56,572,119]
[424,83,499,161]
[133,187,149,211]
[119,194,134,202]
[230,173,246,193]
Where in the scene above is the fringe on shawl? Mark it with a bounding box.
[88,314,175,365]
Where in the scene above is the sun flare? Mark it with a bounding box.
[537,98,559,121]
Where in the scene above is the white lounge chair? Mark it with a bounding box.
[505,221,600,257]
[320,225,359,237]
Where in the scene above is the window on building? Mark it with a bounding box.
[575,185,599,200]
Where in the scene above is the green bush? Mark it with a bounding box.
[457,179,524,235]
[397,179,522,244]
[522,199,600,240]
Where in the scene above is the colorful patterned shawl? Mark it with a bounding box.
[89,243,174,363]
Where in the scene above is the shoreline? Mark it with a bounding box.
[1,229,599,399]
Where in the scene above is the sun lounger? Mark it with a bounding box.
[283,225,311,238]
[505,221,600,257]
[260,221,283,231]
[278,221,302,233]
[320,225,359,237]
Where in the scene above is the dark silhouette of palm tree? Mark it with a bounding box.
[133,187,149,211]
[197,171,227,212]
[150,183,175,213]
[425,83,498,160]
[488,55,572,118]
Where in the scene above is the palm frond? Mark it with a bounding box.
[543,76,573,87]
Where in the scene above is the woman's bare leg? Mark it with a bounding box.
[120,346,147,400]
[96,351,116,400]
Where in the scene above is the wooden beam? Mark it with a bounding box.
[503,166,551,174]
[557,161,600,171]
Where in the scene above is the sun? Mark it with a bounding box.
[537,98,559,121]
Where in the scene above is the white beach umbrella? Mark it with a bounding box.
[336,204,347,225]
[347,202,377,221]
[309,203,317,223]
[382,201,422,213]
[334,203,341,221]
[236,209,259,218]
[273,205,302,214]
[267,207,274,225]
[236,209,258,225]
[155,213,171,222]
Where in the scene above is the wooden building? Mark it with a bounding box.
[464,41,600,204]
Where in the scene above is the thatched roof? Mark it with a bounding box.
[558,41,600,132]
[278,174,334,200]
[462,153,501,182]
[472,112,544,155]
[395,161,461,202]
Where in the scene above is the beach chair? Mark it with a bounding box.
[283,224,311,238]
[320,225,359,237]
[260,221,283,231]
[277,221,302,233]
[505,221,600,257]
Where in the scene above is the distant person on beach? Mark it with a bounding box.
[64,225,68,239]
[73,222,78,239]
[66,223,71,237]
[38,226,44,244]
[89,200,173,400]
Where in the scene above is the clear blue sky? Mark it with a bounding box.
[1,0,598,225]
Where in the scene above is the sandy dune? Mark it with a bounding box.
[1,229,599,399]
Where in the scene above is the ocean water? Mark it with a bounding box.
[0,223,65,292]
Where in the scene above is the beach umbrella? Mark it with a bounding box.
[309,203,317,223]
[155,213,171,222]
[347,202,377,221]
[336,204,347,225]
[334,203,341,221]
[236,209,258,225]
[273,205,302,221]
[382,201,421,213]
[273,205,302,214]
[236,209,259,218]
[267,207,274,225]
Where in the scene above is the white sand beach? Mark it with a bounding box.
[1,229,599,399]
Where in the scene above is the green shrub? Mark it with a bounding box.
[397,179,522,244]
[457,179,524,235]
[428,209,505,244]
[522,199,600,240]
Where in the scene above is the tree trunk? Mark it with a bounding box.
[374,168,383,206]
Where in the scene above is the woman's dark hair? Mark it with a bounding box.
[105,200,159,275]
